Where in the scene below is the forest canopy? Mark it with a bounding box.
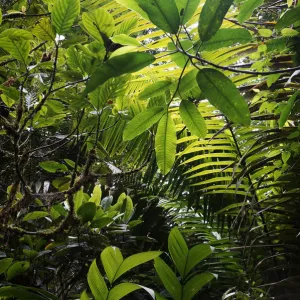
[0,0,300,299]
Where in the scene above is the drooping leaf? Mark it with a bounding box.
[182,272,215,300]
[154,257,182,300]
[108,283,142,300]
[155,113,177,174]
[84,52,155,94]
[238,0,263,24]
[87,260,108,300]
[123,106,165,141]
[82,8,114,43]
[198,0,234,42]
[0,258,13,275]
[175,0,201,25]
[101,247,123,284]
[179,100,207,138]
[77,202,97,223]
[0,37,30,64]
[279,91,300,128]
[196,68,251,126]
[23,211,49,222]
[39,161,68,173]
[199,28,252,51]
[52,0,80,34]
[6,261,30,281]
[185,244,213,276]
[114,251,162,280]
[111,34,140,46]
[139,81,172,100]
[137,0,180,34]
[32,18,56,41]
[275,6,300,31]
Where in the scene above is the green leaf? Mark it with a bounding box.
[114,251,162,280]
[39,161,68,173]
[139,81,172,100]
[279,91,300,128]
[6,261,30,281]
[0,8,2,25]
[179,100,207,138]
[122,195,134,222]
[77,202,97,223]
[168,227,188,278]
[178,69,200,98]
[23,211,49,222]
[137,0,180,34]
[111,34,140,46]
[89,217,112,229]
[238,0,263,23]
[115,0,150,20]
[155,113,177,174]
[154,257,182,300]
[87,260,108,300]
[0,29,33,40]
[168,40,193,68]
[198,0,234,42]
[0,287,49,300]
[0,37,30,64]
[123,106,165,141]
[185,244,213,276]
[275,6,300,30]
[0,258,13,275]
[175,0,200,25]
[85,52,155,94]
[80,290,90,300]
[258,29,273,38]
[32,18,56,41]
[89,184,102,206]
[182,272,215,300]
[199,28,252,51]
[82,8,114,43]
[196,68,251,126]
[52,0,80,34]
[101,246,123,284]
[108,283,142,300]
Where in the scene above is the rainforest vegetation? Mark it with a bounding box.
[0,0,300,299]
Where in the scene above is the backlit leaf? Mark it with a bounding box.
[101,247,123,284]
[175,0,200,25]
[238,0,263,24]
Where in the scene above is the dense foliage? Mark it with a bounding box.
[0,0,300,299]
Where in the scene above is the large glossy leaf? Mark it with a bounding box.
[87,260,108,300]
[198,0,234,42]
[154,257,182,300]
[137,0,180,34]
[32,18,56,41]
[275,6,300,31]
[82,8,114,43]
[185,244,213,276]
[6,261,30,281]
[182,272,215,300]
[178,69,201,98]
[107,283,141,300]
[114,251,162,280]
[139,81,172,100]
[0,37,30,64]
[196,68,251,126]
[85,52,155,94]
[155,113,177,174]
[175,0,200,25]
[238,0,263,24]
[199,28,252,51]
[179,100,207,138]
[52,0,80,34]
[101,247,123,284]
[123,106,165,141]
[168,227,188,278]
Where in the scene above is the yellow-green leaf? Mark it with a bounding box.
[32,18,56,41]
[155,113,177,174]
